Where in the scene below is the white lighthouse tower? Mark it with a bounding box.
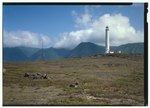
[105,26,110,54]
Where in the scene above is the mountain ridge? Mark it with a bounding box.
[3,42,144,62]
[69,42,105,58]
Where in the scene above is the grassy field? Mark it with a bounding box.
[3,54,144,105]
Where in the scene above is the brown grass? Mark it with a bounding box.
[3,54,144,105]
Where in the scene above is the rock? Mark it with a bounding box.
[75,82,78,85]
[24,72,30,77]
[24,72,49,79]
[42,74,48,79]
[69,82,78,88]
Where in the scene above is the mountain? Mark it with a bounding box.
[69,42,105,58]
[110,46,118,51]
[115,43,144,54]
[17,46,40,57]
[3,42,144,62]
[30,48,70,61]
[50,48,70,58]
[3,47,40,62]
[3,47,28,62]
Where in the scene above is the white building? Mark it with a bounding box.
[105,26,110,54]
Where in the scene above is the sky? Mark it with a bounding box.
[3,3,144,49]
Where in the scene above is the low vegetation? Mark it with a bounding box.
[3,54,144,105]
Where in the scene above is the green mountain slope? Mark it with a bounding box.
[69,42,105,58]
[30,48,70,61]
[115,43,144,54]
[17,46,40,57]
[3,47,28,62]
[3,42,144,62]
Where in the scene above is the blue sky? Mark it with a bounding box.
[3,3,144,49]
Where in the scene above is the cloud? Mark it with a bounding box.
[4,30,51,48]
[54,29,93,49]
[71,7,92,28]
[54,12,144,49]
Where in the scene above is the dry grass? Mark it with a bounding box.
[3,54,144,105]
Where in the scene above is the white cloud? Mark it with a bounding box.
[72,7,92,28]
[4,30,51,48]
[54,13,144,49]
[4,7,143,49]
[76,13,91,27]
[54,29,93,49]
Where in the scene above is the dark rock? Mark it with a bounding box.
[69,82,78,88]
[24,72,30,77]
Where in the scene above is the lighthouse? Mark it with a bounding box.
[105,26,110,54]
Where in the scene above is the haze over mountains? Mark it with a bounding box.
[3,42,144,62]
